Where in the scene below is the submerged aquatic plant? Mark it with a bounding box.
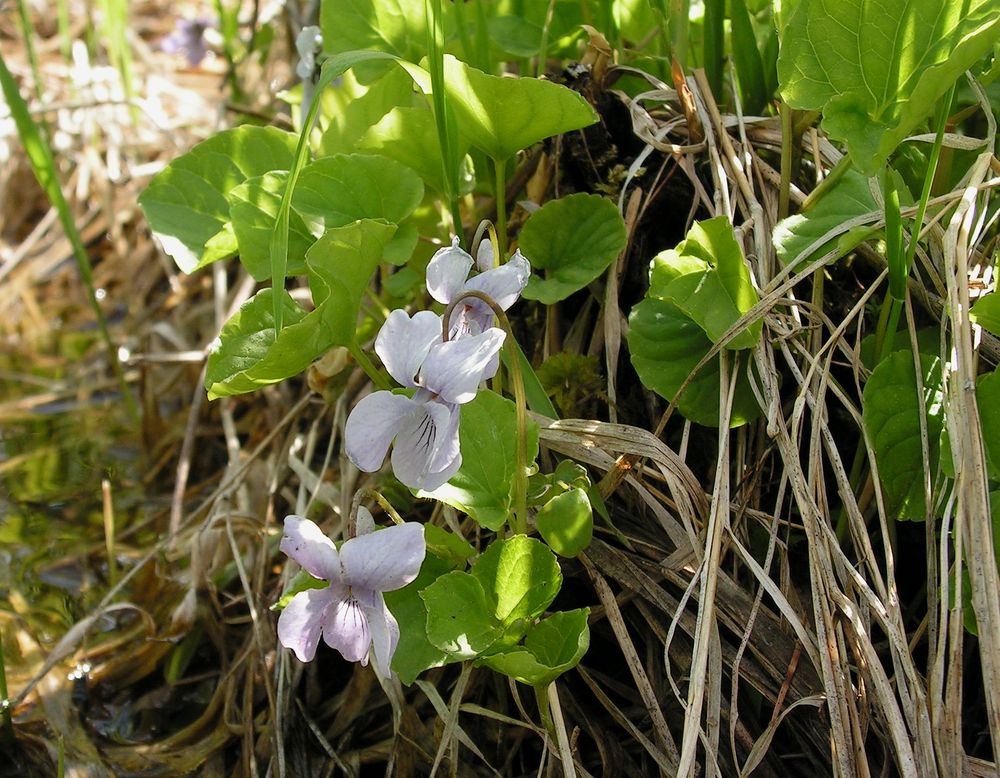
[276,511,425,676]
[344,308,505,490]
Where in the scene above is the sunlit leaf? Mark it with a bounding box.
[139,126,297,273]
[773,168,878,268]
[421,571,503,659]
[317,67,416,157]
[228,172,315,280]
[520,193,627,304]
[406,55,597,161]
[778,0,1000,173]
[385,553,455,684]
[471,535,562,627]
[535,487,593,557]
[652,217,762,350]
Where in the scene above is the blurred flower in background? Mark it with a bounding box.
[160,17,214,67]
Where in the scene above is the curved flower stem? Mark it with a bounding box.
[492,157,508,258]
[470,219,499,267]
[350,489,405,537]
[443,290,529,535]
[348,341,392,391]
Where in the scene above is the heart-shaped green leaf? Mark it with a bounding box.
[481,608,590,686]
[406,55,597,161]
[773,168,879,268]
[520,193,627,304]
[228,171,315,281]
[293,154,423,265]
[535,487,593,557]
[653,217,762,350]
[778,0,1000,174]
[205,220,395,398]
[139,126,297,273]
[359,106,474,196]
[420,391,540,531]
[471,535,563,628]
[317,67,416,157]
[421,571,503,659]
[628,297,762,427]
[862,350,945,520]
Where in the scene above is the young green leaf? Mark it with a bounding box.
[139,126,298,273]
[778,0,1000,174]
[420,391,540,531]
[470,535,562,627]
[862,350,945,520]
[773,168,879,268]
[652,217,762,350]
[535,487,593,558]
[480,608,590,686]
[421,571,503,659]
[520,193,627,305]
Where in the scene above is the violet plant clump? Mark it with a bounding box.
[344,237,530,492]
[276,509,425,676]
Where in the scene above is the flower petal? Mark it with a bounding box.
[425,238,474,304]
[277,587,335,663]
[321,585,371,664]
[421,328,506,404]
[280,516,342,581]
[341,522,426,592]
[465,250,530,311]
[344,391,418,473]
[362,593,401,678]
[375,309,443,388]
[419,446,463,492]
[391,400,461,490]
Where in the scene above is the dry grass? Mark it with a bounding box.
[2,5,999,777]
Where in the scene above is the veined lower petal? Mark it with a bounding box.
[391,399,461,490]
[341,522,426,592]
[277,587,335,663]
[421,327,506,404]
[321,586,371,664]
[362,591,401,678]
[375,309,443,388]
[345,391,419,473]
[425,238,474,304]
[280,516,342,581]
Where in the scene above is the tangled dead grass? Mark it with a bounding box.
[2,6,999,777]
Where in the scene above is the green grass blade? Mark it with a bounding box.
[730,0,769,112]
[703,0,724,98]
[16,0,44,105]
[0,51,137,422]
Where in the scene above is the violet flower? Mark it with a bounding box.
[276,511,425,676]
[425,237,530,339]
[160,17,213,68]
[345,309,505,490]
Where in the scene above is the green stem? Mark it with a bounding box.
[534,683,556,741]
[17,0,44,105]
[493,158,508,258]
[348,342,392,391]
[536,0,557,78]
[0,635,12,744]
[472,0,491,72]
[425,0,463,235]
[703,0,724,100]
[443,291,528,534]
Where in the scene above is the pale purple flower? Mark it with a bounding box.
[295,25,324,80]
[161,17,213,68]
[425,237,530,339]
[345,309,505,490]
[277,511,425,676]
